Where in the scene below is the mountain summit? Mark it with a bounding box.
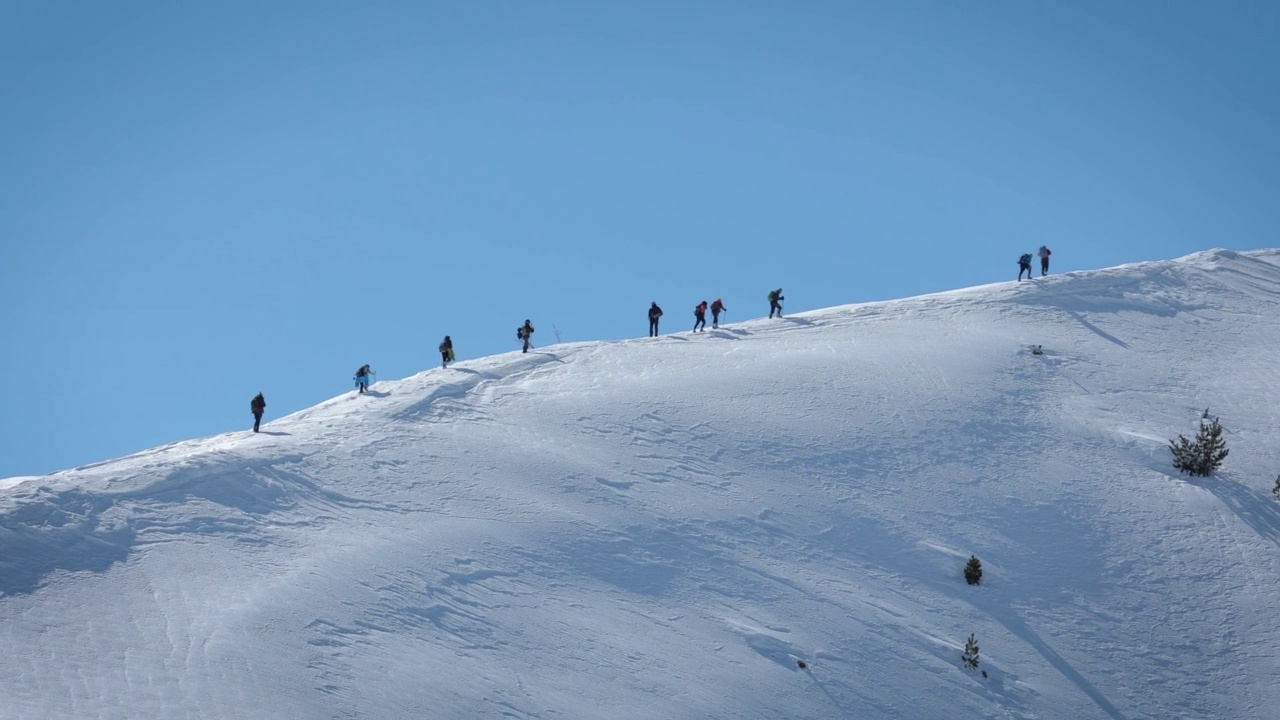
[4,249,1280,719]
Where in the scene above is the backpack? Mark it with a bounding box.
[767,291,777,302]
[1019,253,1032,265]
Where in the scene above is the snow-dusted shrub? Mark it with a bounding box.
[1272,475,1280,501]
[1169,414,1228,477]
[962,634,980,669]
[964,555,983,585]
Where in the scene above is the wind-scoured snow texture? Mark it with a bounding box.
[3,248,1280,719]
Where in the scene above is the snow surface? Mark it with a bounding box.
[3,249,1280,719]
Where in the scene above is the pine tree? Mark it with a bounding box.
[964,555,983,585]
[1169,414,1229,477]
[1272,474,1280,501]
[962,633,980,669]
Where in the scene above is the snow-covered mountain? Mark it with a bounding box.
[3,249,1279,719]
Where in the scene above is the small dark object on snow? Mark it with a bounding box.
[1031,345,1044,355]
[982,670,988,678]
[796,660,807,669]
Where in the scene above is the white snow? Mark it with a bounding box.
[2,248,1279,719]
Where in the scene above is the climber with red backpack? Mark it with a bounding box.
[710,298,726,328]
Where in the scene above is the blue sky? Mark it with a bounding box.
[2,1,1277,478]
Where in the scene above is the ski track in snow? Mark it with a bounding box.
[2,249,1280,718]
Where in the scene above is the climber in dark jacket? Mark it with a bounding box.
[648,302,663,337]
[250,392,266,433]
[768,289,784,318]
[517,320,535,353]
[439,336,454,368]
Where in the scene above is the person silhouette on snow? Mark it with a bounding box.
[1018,253,1034,281]
[517,320,535,353]
[648,302,663,337]
[768,288,784,318]
[439,336,454,368]
[693,301,708,332]
[710,298,726,328]
[1038,245,1052,276]
[250,392,266,433]
[354,364,372,393]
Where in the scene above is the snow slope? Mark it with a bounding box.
[3,249,1280,719]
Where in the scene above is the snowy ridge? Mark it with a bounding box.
[2,249,1280,719]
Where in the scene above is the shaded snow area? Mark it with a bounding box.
[4,249,1280,719]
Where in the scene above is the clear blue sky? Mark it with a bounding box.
[2,1,1277,478]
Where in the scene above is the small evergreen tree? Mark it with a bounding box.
[964,555,983,585]
[1272,475,1280,501]
[1169,413,1229,477]
[962,633,980,669]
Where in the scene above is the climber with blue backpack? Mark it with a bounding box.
[1017,254,1033,281]
[354,364,373,393]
